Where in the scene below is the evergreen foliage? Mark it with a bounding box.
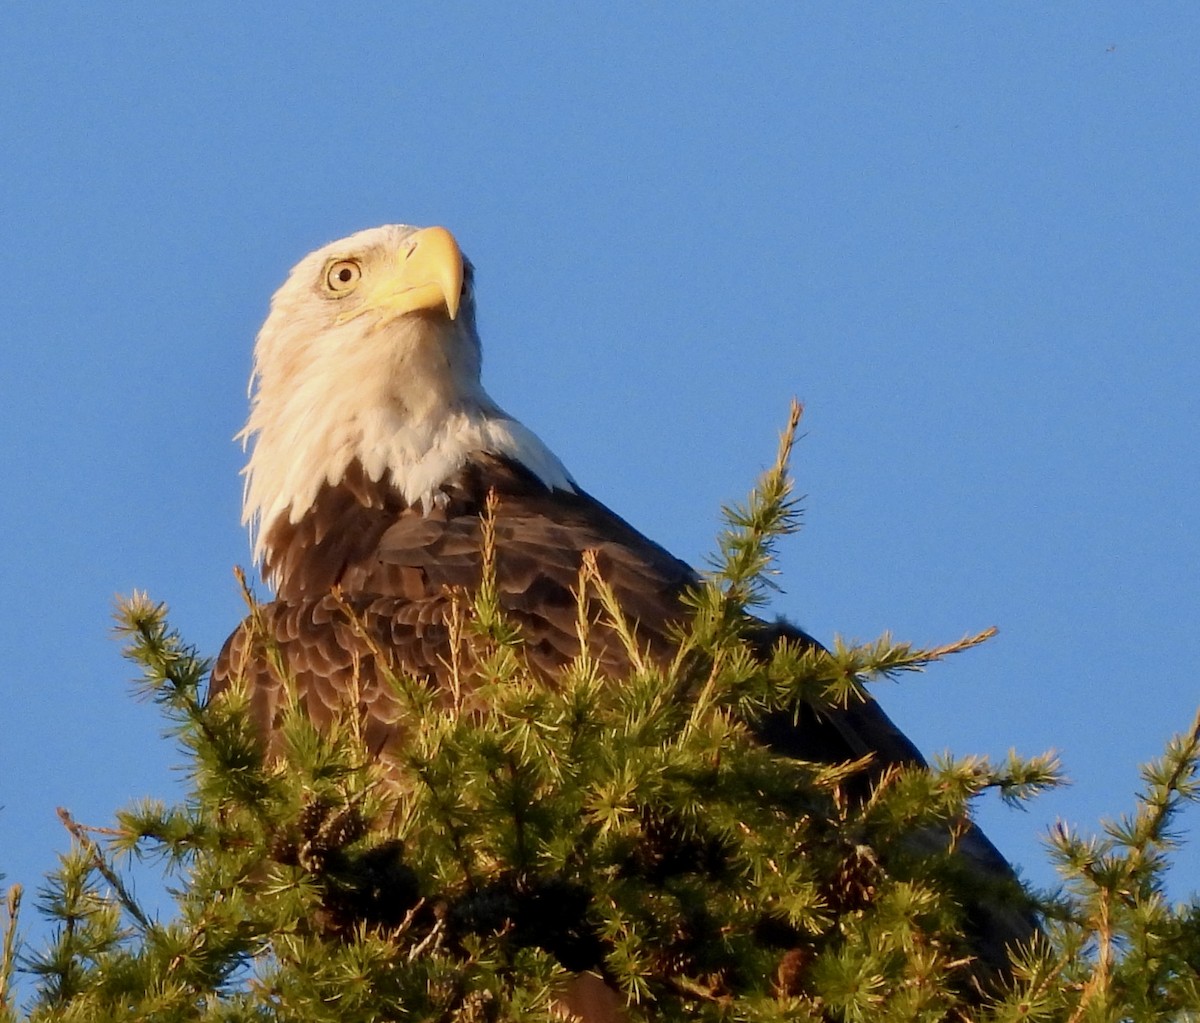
[3,403,1198,1020]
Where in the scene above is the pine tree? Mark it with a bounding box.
[3,407,1198,1021]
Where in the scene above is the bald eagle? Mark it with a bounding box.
[211,225,1035,1004]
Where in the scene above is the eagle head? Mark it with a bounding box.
[239,225,573,573]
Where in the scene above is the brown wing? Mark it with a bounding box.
[213,451,954,774]
[214,591,458,761]
[211,452,1036,972]
[211,453,699,760]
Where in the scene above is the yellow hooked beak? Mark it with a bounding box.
[368,226,464,321]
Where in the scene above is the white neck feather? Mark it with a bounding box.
[242,393,576,566]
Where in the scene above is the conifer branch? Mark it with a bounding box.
[19,407,1200,1020]
[580,549,648,676]
[443,590,470,709]
[707,398,805,613]
[832,626,998,683]
[0,885,20,1021]
[55,808,152,934]
[232,565,295,698]
[476,487,502,632]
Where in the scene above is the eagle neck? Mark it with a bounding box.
[257,449,575,599]
[245,402,577,577]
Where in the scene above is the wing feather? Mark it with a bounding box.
[211,450,1036,973]
[215,452,930,771]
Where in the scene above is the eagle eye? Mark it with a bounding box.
[325,259,362,294]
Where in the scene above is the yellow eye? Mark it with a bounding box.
[325,259,362,293]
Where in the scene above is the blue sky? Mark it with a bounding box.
[2,4,1198,959]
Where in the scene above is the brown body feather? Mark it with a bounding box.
[213,451,928,773]
[214,453,698,755]
[211,452,1035,979]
